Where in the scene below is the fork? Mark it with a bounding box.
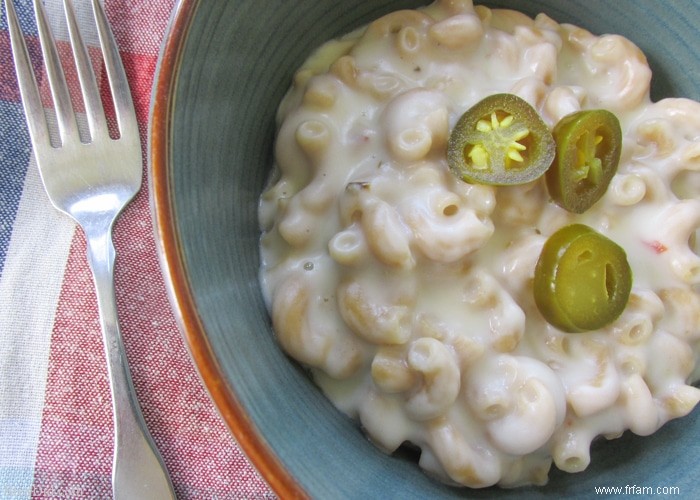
[4,0,175,498]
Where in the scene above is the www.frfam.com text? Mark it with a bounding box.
[594,484,681,495]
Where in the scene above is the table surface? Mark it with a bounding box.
[0,1,274,498]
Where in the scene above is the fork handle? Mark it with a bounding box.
[85,224,176,500]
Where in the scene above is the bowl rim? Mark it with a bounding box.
[147,1,306,497]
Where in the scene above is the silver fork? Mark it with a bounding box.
[5,0,175,498]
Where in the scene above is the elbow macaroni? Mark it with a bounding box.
[259,0,700,488]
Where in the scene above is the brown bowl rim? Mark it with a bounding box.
[148,1,307,497]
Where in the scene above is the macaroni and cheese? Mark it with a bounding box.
[258,0,700,487]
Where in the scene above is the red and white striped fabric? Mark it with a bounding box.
[0,1,273,497]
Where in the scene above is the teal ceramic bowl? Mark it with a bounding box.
[150,0,700,497]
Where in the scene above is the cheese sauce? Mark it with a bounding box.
[259,0,700,487]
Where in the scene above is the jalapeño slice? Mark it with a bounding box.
[547,109,622,214]
[448,93,555,186]
[534,224,632,333]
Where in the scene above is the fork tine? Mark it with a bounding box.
[5,0,52,151]
[63,0,108,140]
[91,0,138,141]
[33,0,80,145]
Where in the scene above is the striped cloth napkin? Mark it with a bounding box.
[0,1,273,498]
